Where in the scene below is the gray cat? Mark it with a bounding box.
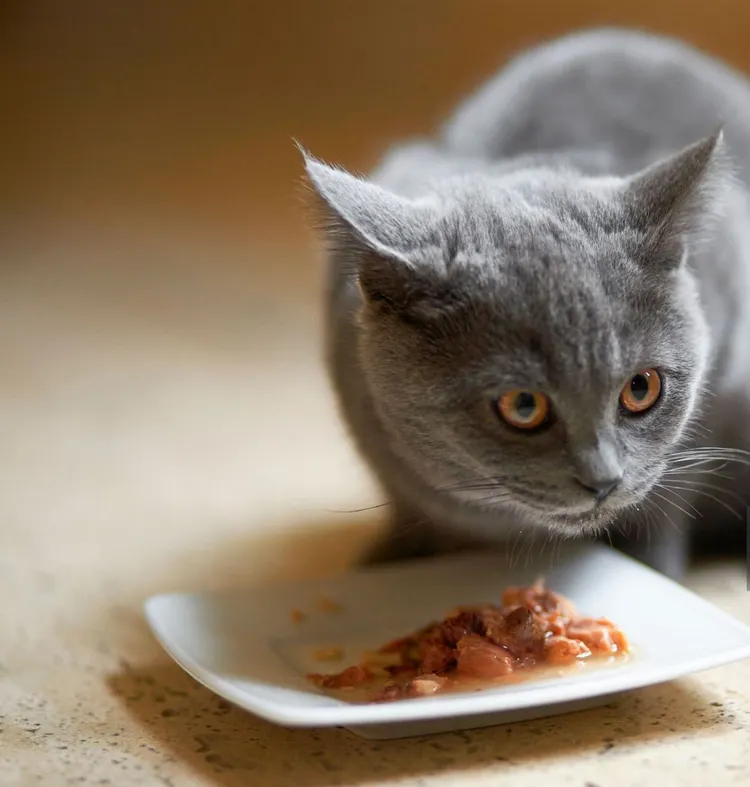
[302,28,750,581]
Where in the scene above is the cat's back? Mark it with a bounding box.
[442,29,750,181]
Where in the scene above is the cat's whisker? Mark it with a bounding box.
[668,454,746,465]
[436,479,507,493]
[659,486,703,516]
[510,528,523,568]
[539,530,551,562]
[677,423,713,441]
[670,446,750,464]
[666,457,750,476]
[644,495,683,535]
[469,492,515,506]
[665,469,734,480]
[521,530,538,569]
[441,484,508,494]
[641,502,658,537]
[651,489,694,522]
[672,445,750,453]
[543,533,560,573]
[672,453,750,463]
[664,458,734,479]
[661,477,747,506]
[325,502,392,514]
[641,501,659,539]
[659,483,745,521]
[652,485,700,519]
[506,530,520,568]
[683,442,749,450]
[552,530,564,564]
[664,459,720,471]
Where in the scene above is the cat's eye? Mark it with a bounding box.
[496,390,551,431]
[620,368,662,414]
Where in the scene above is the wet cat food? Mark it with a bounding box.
[307,580,629,702]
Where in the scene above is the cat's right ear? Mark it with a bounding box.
[622,130,734,268]
[299,147,440,312]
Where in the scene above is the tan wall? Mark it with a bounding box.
[3,1,750,246]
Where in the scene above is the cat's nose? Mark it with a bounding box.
[571,436,622,503]
[574,474,622,502]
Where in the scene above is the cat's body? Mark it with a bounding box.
[307,29,750,580]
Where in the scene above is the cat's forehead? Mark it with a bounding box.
[439,175,625,263]
[436,183,675,380]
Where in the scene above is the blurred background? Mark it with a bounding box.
[3,1,750,587]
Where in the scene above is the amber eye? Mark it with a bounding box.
[620,368,662,414]
[496,390,551,431]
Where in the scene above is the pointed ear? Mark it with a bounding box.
[623,130,733,268]
[300,148,442,312]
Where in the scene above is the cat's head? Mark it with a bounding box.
[304,133,731,536]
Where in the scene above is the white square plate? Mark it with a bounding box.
[145,542,750,739]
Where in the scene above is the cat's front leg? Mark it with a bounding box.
[358,501,482,566]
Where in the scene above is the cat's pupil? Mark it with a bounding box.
[630,374,649,401]
[514,392,537,419]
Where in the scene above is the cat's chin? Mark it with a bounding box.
[542,507,618,537]
[457,490,621,536]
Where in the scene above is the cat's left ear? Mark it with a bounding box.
[622,130,734,268]
[299,147,450,317]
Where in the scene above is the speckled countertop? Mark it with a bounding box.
[3,231,750,787]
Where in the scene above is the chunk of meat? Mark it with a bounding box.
[456,634,515,679]
[566,617,629,654]
[372,673,448,702]
[436,611,485,646]
[545,635,591,665]
[483,605,547,657]
[502,580,577,618]
[418,637,456,673]
[540,611,568,637]
[410,674,448,696]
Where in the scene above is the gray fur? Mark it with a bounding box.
[303,29,750,580]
